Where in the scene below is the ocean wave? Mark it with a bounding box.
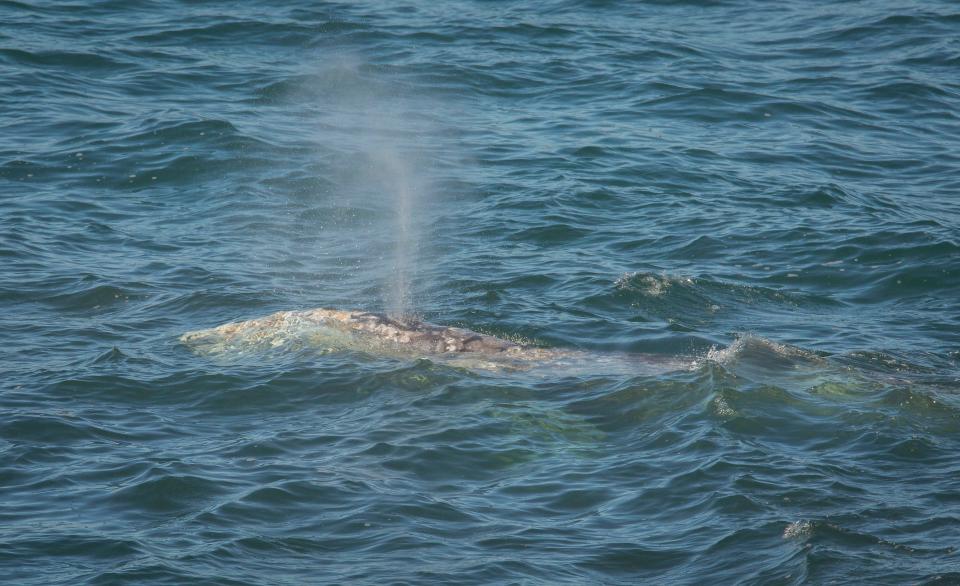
[2,0,959,583]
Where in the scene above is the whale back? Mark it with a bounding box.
[181,307,693,375]
[181,308,534,360]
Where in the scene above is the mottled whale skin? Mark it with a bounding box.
[181,308,685,373]
[181,308,565,367]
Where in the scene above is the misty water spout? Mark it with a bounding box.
[380,150,416,322]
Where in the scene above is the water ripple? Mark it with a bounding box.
[2,0,959,583]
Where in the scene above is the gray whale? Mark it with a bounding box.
[181,308,687,374]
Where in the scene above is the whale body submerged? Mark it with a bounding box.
[180,308,684,374]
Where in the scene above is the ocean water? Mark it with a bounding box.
[2,0,959,583]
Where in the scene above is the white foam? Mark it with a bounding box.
[712,395,737,417]
[782,520,813,539]
[615,272,693,297]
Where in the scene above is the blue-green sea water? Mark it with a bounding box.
[2,1,959,584]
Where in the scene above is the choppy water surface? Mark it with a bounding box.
[2,1,959,583]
